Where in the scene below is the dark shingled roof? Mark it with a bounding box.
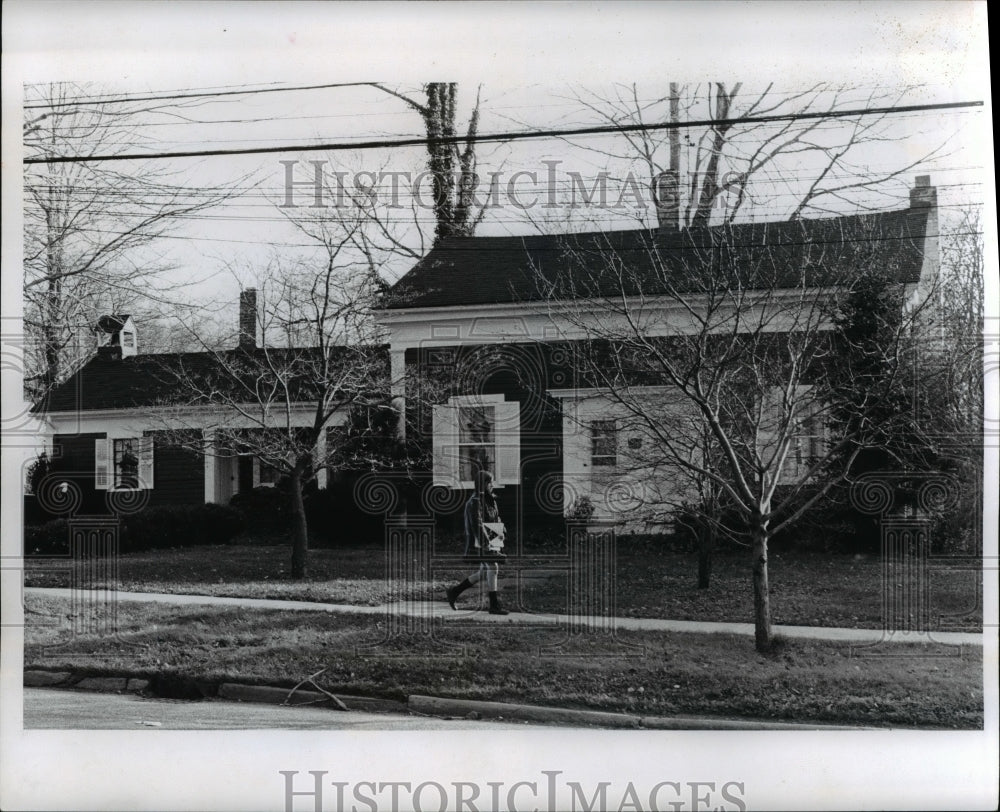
[36,345,389,414]
[384,204,931,309]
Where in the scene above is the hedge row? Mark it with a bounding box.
[25,503,245,556]
[231,483,385,547]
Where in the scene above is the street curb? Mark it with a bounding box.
[637,714,870,731]
[23,670,148,693]
[23,670,74,688]
[409,695,642,728]
[407,695,874,730]
[22,669,404,714]
[216,683,406,714]
[22,672,881,729]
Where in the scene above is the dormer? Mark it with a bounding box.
[95,314,137,358]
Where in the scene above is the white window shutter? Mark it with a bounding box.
[495,400,521,486]
[432,404,460,487]
[94,438,110,490]
[138,436,155,489]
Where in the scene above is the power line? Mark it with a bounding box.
[33,104,973,150]
[23,82,379,110]
[29,83,939,130]
[24,100,984,165]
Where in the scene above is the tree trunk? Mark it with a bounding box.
[750,512,772,652]
[289,459,310,579]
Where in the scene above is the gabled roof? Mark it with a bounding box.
[35,344,389,414]
[384,204,931,310]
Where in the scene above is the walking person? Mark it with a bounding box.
[446,470,509,615]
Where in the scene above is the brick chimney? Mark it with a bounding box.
[910,175,937,208]
[652,170,681,230]
[238,288,257,349]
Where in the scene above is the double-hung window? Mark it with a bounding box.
[95,436,154,490]
[791,411,826,477]
[432,394,520,488]
[591,420,618,467]
[458,404,496,483]
[113,439,140,489]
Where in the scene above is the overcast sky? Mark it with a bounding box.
[6,2,992,306]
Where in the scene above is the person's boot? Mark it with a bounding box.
[488,591,509,616]
[446,578,475,610]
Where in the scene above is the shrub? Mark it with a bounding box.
[304,481,385,547]
[195,503,246,545]
[25,519,70,555]
[229,486,291,531]
[24,505,245,556]
[120,504,245,552]
[26,452,51,496]
[23,495,48,527]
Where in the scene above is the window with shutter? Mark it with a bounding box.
[98,436,156,490]
[433,395,520,488]
[113,438,140,488]
[458,404,496,484]
[138,436,155,489]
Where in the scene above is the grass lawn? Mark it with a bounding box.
[24,593,983,728]
[25,541,982,632]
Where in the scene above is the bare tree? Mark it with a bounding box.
[539,211,934,651]
[564,82,951,225]
[371,83,487,242]
[22,81,239,399]
[936,204,984,427]
[153,242,393,578]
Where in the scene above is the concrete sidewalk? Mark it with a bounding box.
[25,587,984,646]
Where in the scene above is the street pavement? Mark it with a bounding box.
[25,587,985,646]
[23,688,545,730]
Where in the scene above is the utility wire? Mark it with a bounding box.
[24,100,984,165]
[23,82,378,110]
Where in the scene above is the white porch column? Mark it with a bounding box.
[203,428,216,503]
[390,348,407,440]
[315,427,328,489]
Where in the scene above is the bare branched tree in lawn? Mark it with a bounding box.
[539,211,935,651]
[154,210,397,578]
[23,81,240,400]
